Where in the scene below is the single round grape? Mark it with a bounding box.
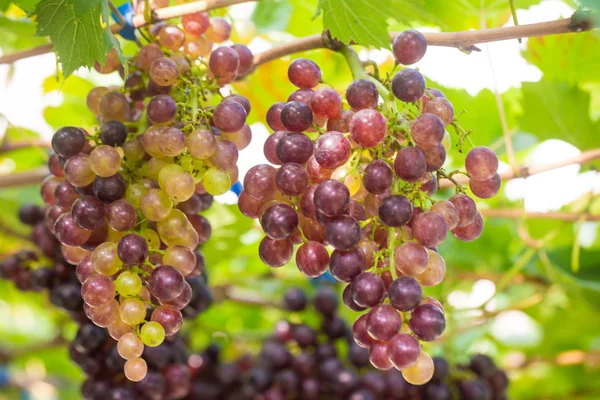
[288,59,321,89]
[125,358,148,382]
[213,100,247,133]
[76,256,95,283]
[421,143,446,172]
[346,79,379,111]
[141,189,173,221]
[87,87,110,114]
[314,131,351,169]
[208,139,239,170]
[182,11,210,35]
[314,179,350,217]
[452,211,484,242]
[115,271,142,298]
[402,352,434,385]
[150,57,179,86]
[275,162,309,196]
[65,153,95,187]
[276,132,314,164]
[431,200,459,230]
[151,305,183,336]
[52,126,86,158]
[366,304,401,341]
[203,168,231,195]
[54,213,91,246]
[409,303,446,341]
[412,211,448,247]
[206,17,231,43]
[306,155,333,184]
[117,332,144,359]
[378,195,413,227]
[164,171,195,202]
[369,342,393,370]
[418,249,446,286]
[162,279,193,310]
[117,234,149,266]
[119,297,147,325]
[99,91,129,122]
[387,333,421,370]
[465,146,498,180]
[221,124,252,150]
[258,237,293,267]
[392,69,426,103]
[424,97,454,126]
[362,160,393,195]
[325,215,361,250]
[394,242,429,277]
[312,88,342,119]
[158,25,185,50]
[186,128,217,159]
[330,248,366,282]
[352,314,376,348]
[157,127,186,157]
[148,265,184,302]
[184,36,213,58]
[82,274,115,307]
[108,317,134,339]
[449,193,477,227]
[71,195,105,230]
[100,121,127,147]
[87,299,119,327]
[394,146,427,182]
[288,88,315,107]
[351,272,385,308]
[136,43,164,71]
[280,101,313,132]
[106,199,137,232]
[54,180,79,209]
[470,173,501,199]
[163,245,196,276]
[40,176,60,205]
[389,276,423,311]
[231,44,253,76]
[142,125,167,158]
[89,145,121,178]
[147,95,177,124]
[411,113,445,148]
[243,164,277,201]
[47,153,64,177]
[392,30,427,65]
[123,138,145,162]
[260,203,298,240]
[420,173,438,196]
[209,46,239,78]
[296,241,329,277]
[157,209,189,242]
[92,242,122,275]
[342,283,366,312]
[238,191,264,219]
[188,214,211,244]
[327,109,354,133]
[93,173,126,203]
[140,321,165,347]
[349,109,387,147]
[266,102,286,131]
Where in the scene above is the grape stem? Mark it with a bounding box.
[388,227,397,280]
[337,46,390,98]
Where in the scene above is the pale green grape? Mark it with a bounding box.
[158,164,184,189]
[115,271,142,297]
[165,171,195,202]
[203,167,230,195]
[140,321,165,347]
[92,242,122,275]
[141,228,161,250]
[141,189,173,221]
[163,245,196,276]
[125,183,148,207]
[157,209,189,242]
[187,128,217,159]
[90,145,121,177]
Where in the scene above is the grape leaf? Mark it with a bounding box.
[100,0,126,74]
[11,0,41,11]
[317,0,392,48]
[252,0,293,33]
[34,0,106,77]
[71,0,100,14]
[0,15,49,52]
[517,81,600,150]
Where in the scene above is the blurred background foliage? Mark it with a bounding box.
[0,0,599,399]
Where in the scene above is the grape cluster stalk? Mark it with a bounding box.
[5,9,255,383]
[239,30,501,383]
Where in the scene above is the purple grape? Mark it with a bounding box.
[421,144,446,172]
[369,342,393,370]
[93,173,126,203]
[424,97,454,126]
[244,164,277,201]
[352,272,385,308]
[392,30,427,65]
[52,126,86,158]
[465,146,499,180]
[363,160,393,195]
[100,121,127,147]
[313,179,349,217]
[392,69,425,103]
[55,213,91,246]
[54,180,80,209]
[409,303,446,341]
[231,44,253,75]
[469,173,501,199]
[275,163,309,196]
[349,109,387,148]
[288,88,315,107]
[275,132,314,164]
[260,203,298,240]
[366,304,401,341]
[147,94,177,124]
[352,314,376,348]
[259,237,293,267]
[346,79,379,111]
[387,333,420,369]
[378,195,413,227]
[208,46,240,77]
[313,286,338,315]
[117,234,149,265]
[280,101,313,132]
[314,131,351,169]
[296,241,329,277]
[327,109,354,133]
[412,211,448,247]
[213,100,247,133]
[266,102,286,131]
[394,146,426,182]
[325,215,361,250]
[311,88,342,119]
[288,59,321,89]
[449,194,477,227]
[452,211,483,242]
[344,283,367,311]
[411,113,445,148]
[388,276,423,311]
[72,195,106,230]
[149,265,185,302]
[264,131,287,165]
[330,248,366,282]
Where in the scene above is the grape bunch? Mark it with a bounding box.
[185,287,509,400]
[239,29,500,383]
[33,10,252,382]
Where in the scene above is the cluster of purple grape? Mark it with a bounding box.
[239,29,500,384]
[32,10,254,382]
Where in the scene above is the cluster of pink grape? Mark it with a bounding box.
[239,30,500,385]
[38,10,254,382]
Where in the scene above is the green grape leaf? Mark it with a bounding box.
[317,0,392,48]
[545,248,600,308]
[518,81,600,150]
[71,0,101,14]
[34,0,106,77]
[523,33,600,85]
[0,15,49,52]
[252,0,293,33]
[11,0,41,11]
[0,0,10,11]
[100,0,126,74]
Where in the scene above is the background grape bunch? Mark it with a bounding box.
[239,30,501,384]
[28,9,255,382]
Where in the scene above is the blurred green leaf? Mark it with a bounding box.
[252,0,293,33]
[0,15,48,52]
